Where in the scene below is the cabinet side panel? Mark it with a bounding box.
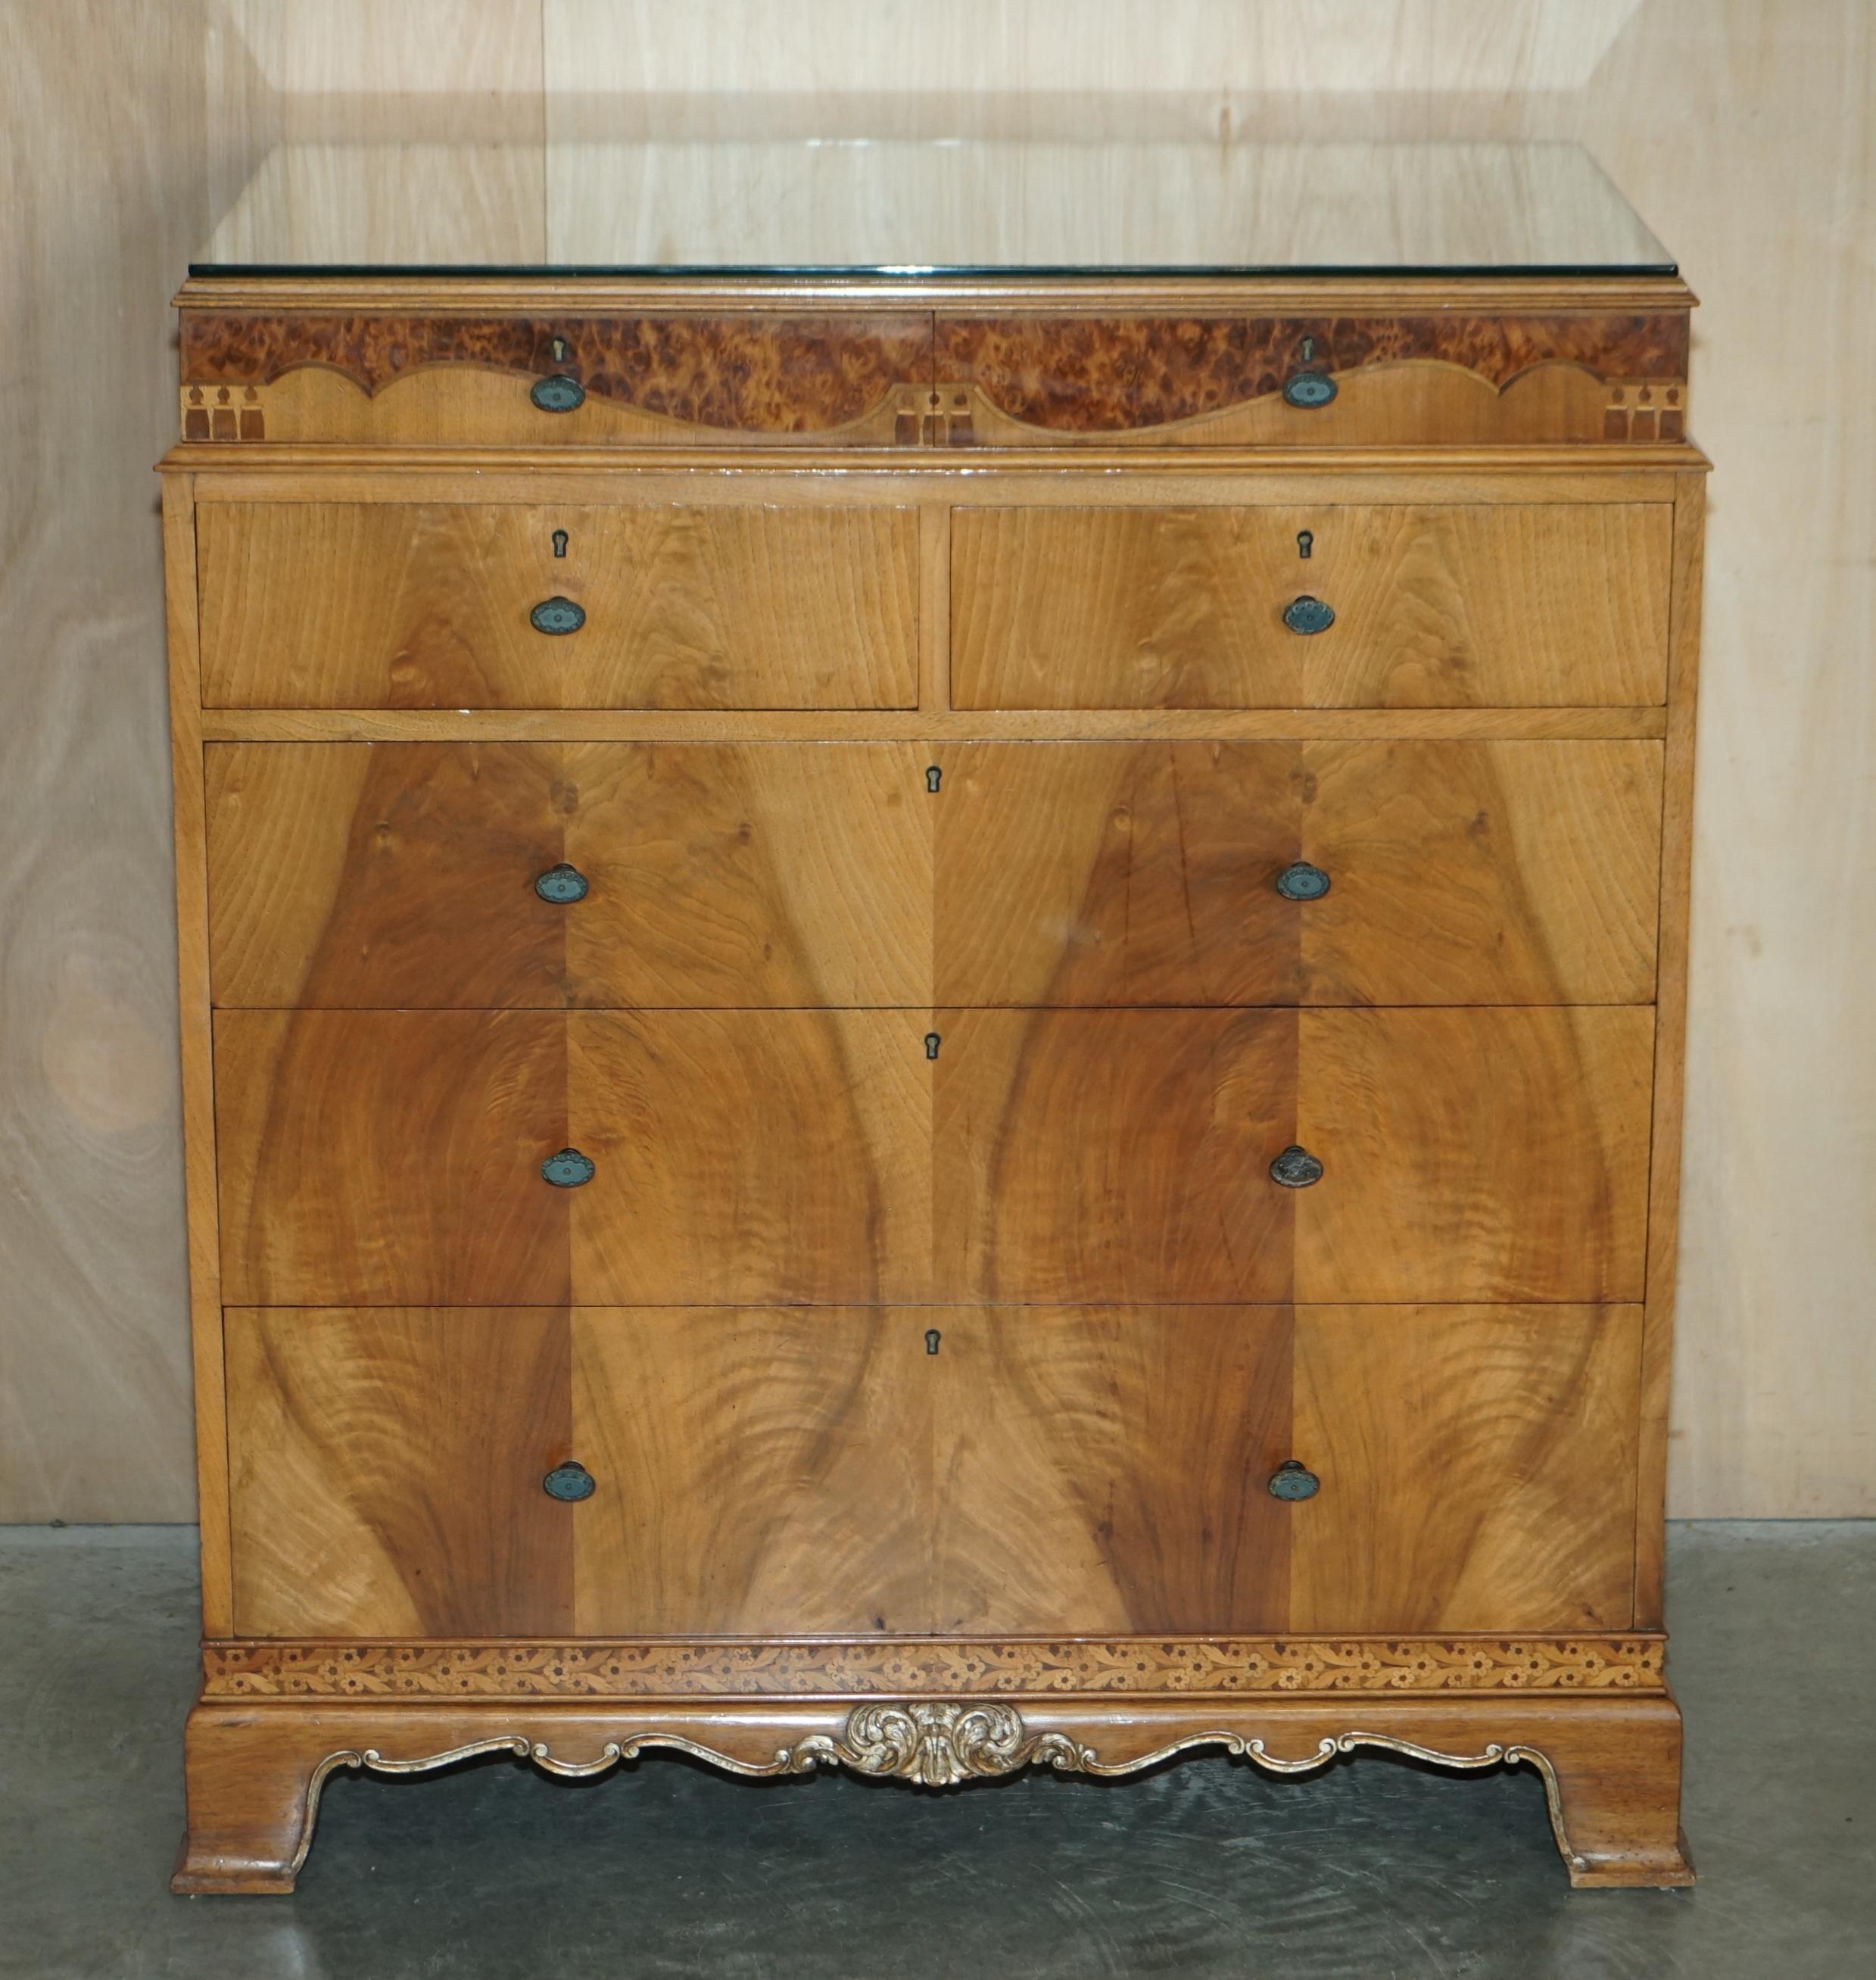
[163,472,230,1630]
[1636,470,1708,1623]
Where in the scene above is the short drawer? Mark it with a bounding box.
[936,740,1662,1006]
[197,501,919,709]
[935,1006,1653,1303]
[213,1009,931,1306]
[224,1303,1638,1639]
[206,741,933,1008]
[951,504,1670,708]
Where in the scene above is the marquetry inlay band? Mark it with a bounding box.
[204,1636,1666,1700]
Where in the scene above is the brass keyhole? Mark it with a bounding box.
[925,1329,941,1355]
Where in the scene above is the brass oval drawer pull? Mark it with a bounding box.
[1282,370,1337,408]
[541,1147,596,1188]
[542,1460,596,1501]
[530,375,585,413]
[1275,861,1331,902]
[1267,1459,1320,1501]
[530,596,586,635]
[1269,1144,1324,1188]
[1282,594,1335,635]
[534,862,589,905]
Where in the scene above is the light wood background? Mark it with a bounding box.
[1,0,1869,1521]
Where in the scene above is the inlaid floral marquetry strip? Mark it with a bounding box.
[204,1636,1666,1700]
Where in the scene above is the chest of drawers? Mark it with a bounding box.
[164,154,1703,1892]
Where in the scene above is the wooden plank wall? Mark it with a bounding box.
[0,0,1868,1520]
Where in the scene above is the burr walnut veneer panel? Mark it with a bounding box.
[952,504,1670,709]
[225,1305,1638,1642]
[198,503,920,709]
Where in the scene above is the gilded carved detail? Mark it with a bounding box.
[203,1636,1666,1700]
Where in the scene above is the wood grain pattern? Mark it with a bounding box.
[180,311,935,431]
[934,1009,1298,1303]
[936,1009,1652,1303]
[930,1307,1294,1632]
[951,504,1671,709]
[219,1302,1637,1641]
[207,741,932,1007]
[198,502,920,709]
[214,1010,931,1305]
[226,1308,574,1638]
[936,313,1689,434]
[215,1010,572,1305]
[569,1012,930,1304]
[0,0,203,1523]
[1290,1305,1641,1630]
[572,1308,928,1635]
[1295,1007,1653,1302]
[935,741,1661,1006]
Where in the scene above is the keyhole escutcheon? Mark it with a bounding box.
[925,1329,942,1355]
[552,529,569,558]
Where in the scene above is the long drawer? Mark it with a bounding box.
[213,1006,1650,1305]
[223,1304,1641,1639]
[204,740,1660,1009]
[197,502,920,709]
[952,504,1672,708]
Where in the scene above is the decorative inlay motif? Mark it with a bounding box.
[936,313,1690,432]
[178,312,933,433]
[203,1635,1666,1699]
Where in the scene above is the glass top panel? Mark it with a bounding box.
[193,140,1672,277]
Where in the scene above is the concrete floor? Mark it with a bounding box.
[0,1524,1870,1978]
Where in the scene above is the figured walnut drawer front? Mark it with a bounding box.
[215,1006,1647,1307]
[196,502,919,709]
[213,1009,931,1307]
[205,742,933,1009]
[951,504,1671,709]
[936,740,1662,1006]
[935,1006,1653,1305]
[223,1304,1638,1640]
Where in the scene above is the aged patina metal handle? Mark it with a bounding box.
[542,1460,596,1501]
[534,862,589,905]
[1269,1144,1324,1188]
[1267,1459,1320,1501]
[1282,370,1337,408]
[541,1148,596,1188]
[530,375,585,412]
[530,596,586,635]
[1275,861,1331,902]
[1282,594,1335,635]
